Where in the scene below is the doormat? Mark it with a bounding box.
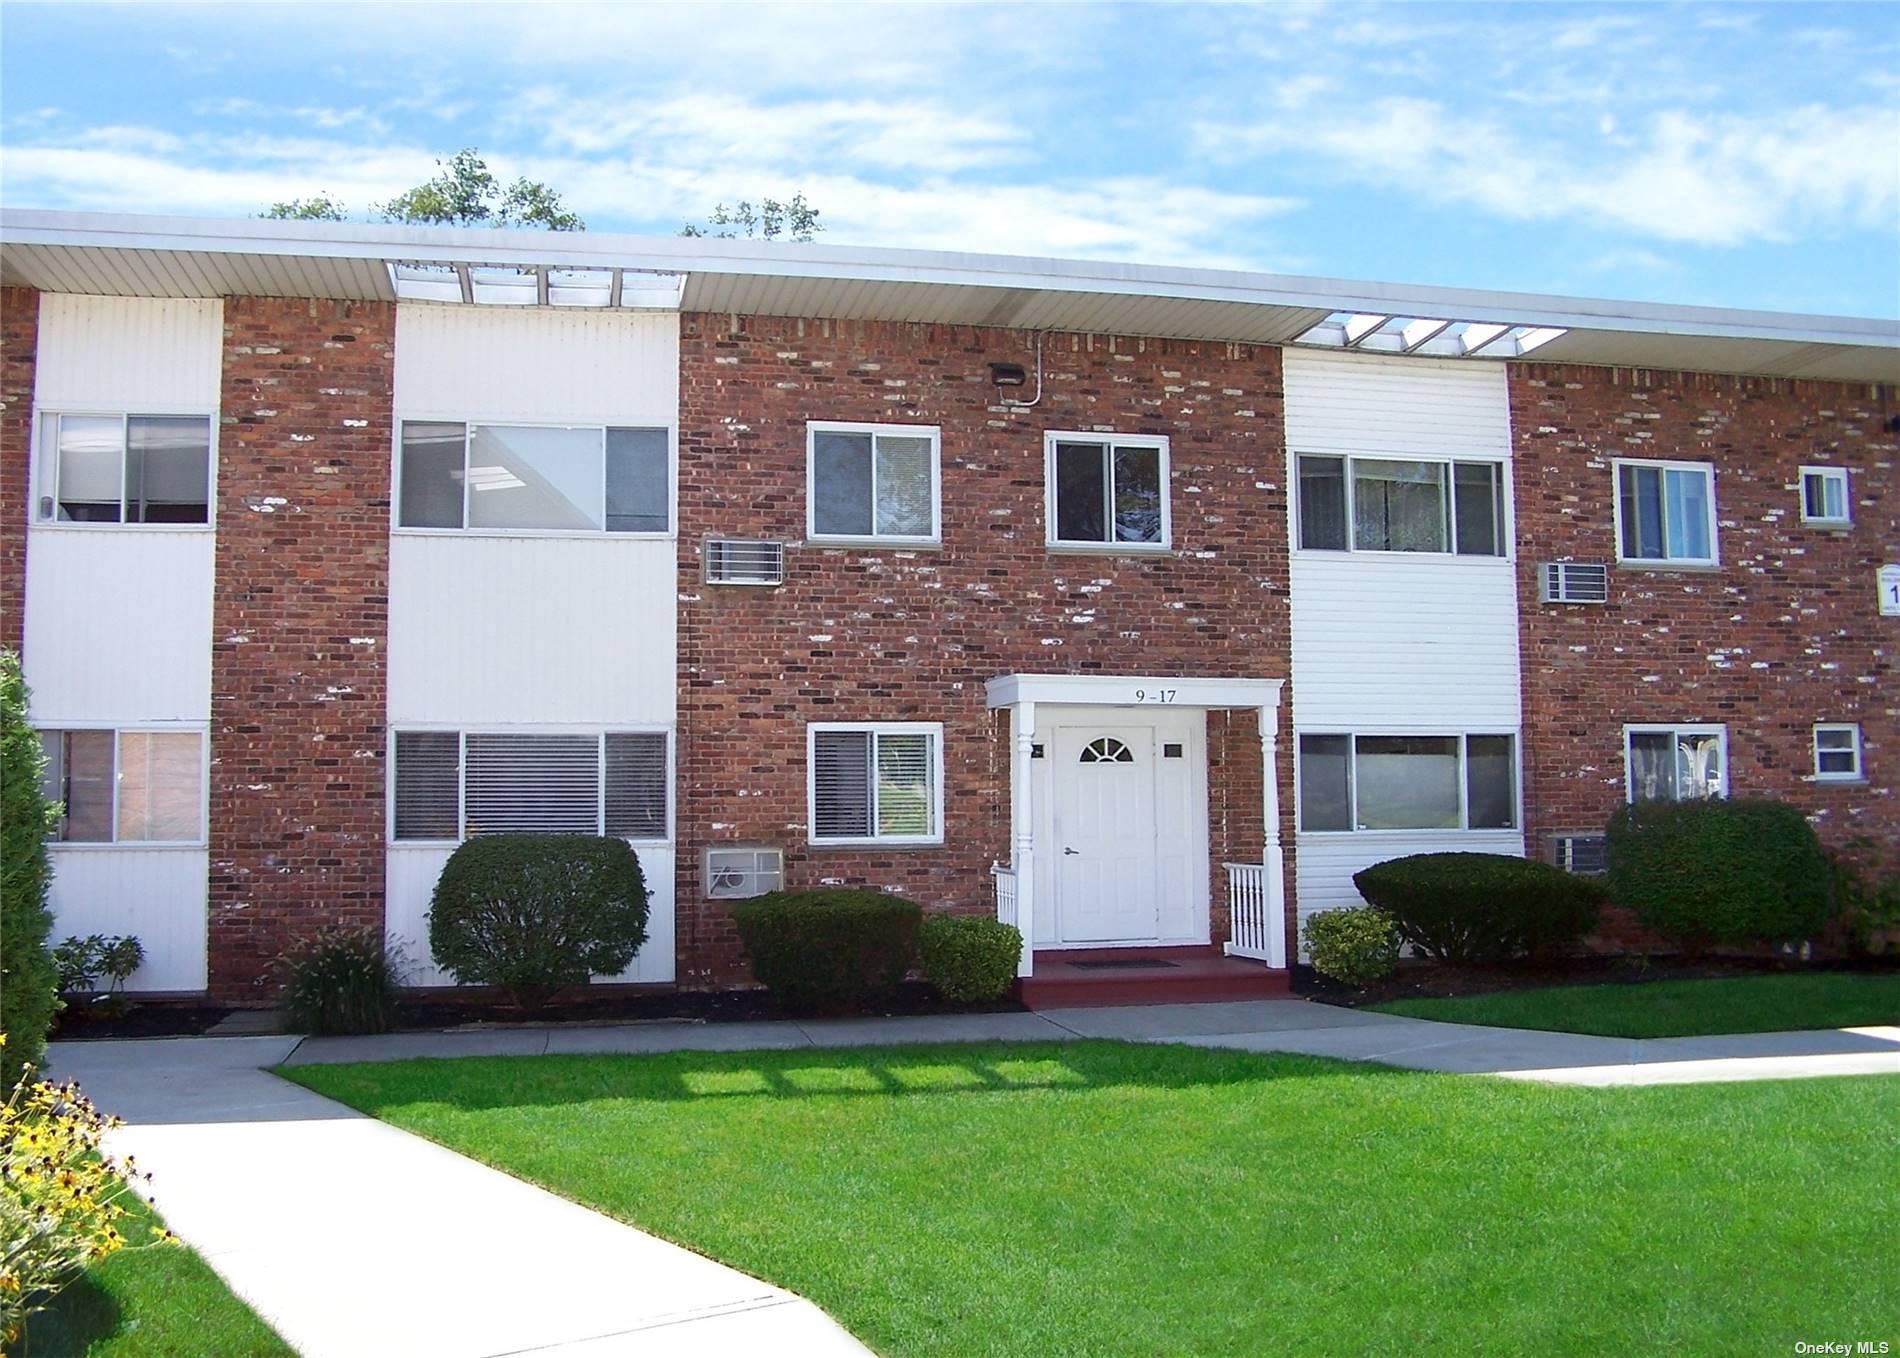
[1069,959,1182,970]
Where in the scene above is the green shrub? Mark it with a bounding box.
[0,651,59,1089]
[279,926,405,1035]
[733,889,922,1012]
[1828,841,1900,957]
[1303,907,1400,986]
[52,934,145,996]
[1353,853,1606,964]
[428,834,649,1009]
[1605,798,1834,948]
[919,914,1022,1002]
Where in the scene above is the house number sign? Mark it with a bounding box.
[1882,565,1900,618]
[1133,688,1179,704]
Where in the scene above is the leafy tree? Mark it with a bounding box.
[376,149,584,231]
[1,651,60,1087]
[681,193,823,242]
[262,194,348,222]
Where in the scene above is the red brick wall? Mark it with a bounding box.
[676,316,1294,984]
[1509,363,1897,858]
[0,289,38,652]
[207,297,395,1000]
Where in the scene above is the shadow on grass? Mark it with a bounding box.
[282,1039,1434,1116]
[21,1274,123,1357]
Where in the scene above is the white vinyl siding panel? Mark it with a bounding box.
[33,295,224,409]
[1282,349,1512,459]
[395,304,678,425]
[45,848,209,993]
[1293,828,1526,953]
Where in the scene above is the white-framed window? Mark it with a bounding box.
[1296,732,1517,832]
[1798,466,1851,526]
[396,420,672,534]
[37,727,208,845]
[806,422,941,545]
[389,729,672,843]
[1813,723,1864,781]
[808,722,944,845]
[1295,453,1505,556]
[33,411,214,526]
[1046,432,1170,551]
[1624,725,1727,804]
[1613,459,1717,566]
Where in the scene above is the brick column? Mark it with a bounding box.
[208,297,395,1000]
[0,288,39,652]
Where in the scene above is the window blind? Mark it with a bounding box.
[464,733,600,834]
[393,731,460,839]
[874,732,934,836]
[604,732,668,838]
[812,730,874,838]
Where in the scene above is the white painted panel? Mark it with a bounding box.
[388,535,675,725]
[1283,348,1511,458]
[34,295,222,409]
[385,845,676,987]
[1290,555,1521,729]
[23,530,214,722]
[395,304,678,424]
[45,849,209,993]
[1292,829,1525,953]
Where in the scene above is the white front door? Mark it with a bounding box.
[1052,725,1160,943]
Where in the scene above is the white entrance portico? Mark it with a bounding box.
[985,674,1288,978]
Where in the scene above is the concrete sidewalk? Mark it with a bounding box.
[281,997,1900,1087]
[46,1036,873,1358]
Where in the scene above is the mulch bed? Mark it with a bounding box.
[393,979,1025,1030]
[50,1002,233,1041]
[1296,953,1900,1009]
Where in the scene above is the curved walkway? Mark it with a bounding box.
[49,1000,1900,1356]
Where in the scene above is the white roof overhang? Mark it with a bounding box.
[1,210,1893,382]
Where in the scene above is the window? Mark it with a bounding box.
[807,423,940,543]
[1813,724,1863,781]
[397,421,671,533]
[1297,732,1517,832]
[1624,726,1726,804]
[809,723,943,844]
[1615,460,1716,565]
[1799,466,1851,526]
[1046,433,1169,549]
[1079,737,1134,764]
[37,728,204,843]
[36,413,212,525]
[390,730,670,841]
[1295,454,1503,555]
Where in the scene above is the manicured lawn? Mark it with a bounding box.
[1370,971,1900,1038]
[22,1194,292,1358]
[288,1042,1900,1357]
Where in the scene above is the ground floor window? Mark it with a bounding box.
[1624,725,1726,803]
[38,727,205,843]
[1812,724,1863,781]
[808,723,944,845]
[390,729,670,842]
[1297,732,1516,832]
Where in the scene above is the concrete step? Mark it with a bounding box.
[1021,946,1289,1009]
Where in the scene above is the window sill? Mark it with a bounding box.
[1808,774,1868,786]
[807,837,946,849]
[1045,541,1173,557]
[1294,549,1513,564]
[1296,827,1520,837]
[47,841,208,851]
[393,528,676,541]
[31,523,214,534]
[804,538,943,552]
[1616,559,1722,573]
[1798,519,1854,531]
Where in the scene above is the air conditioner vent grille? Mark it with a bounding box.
[705,539,785,586]
[1540,562,1610,604]
[1551,834,1608,876]
[705,847,784,899]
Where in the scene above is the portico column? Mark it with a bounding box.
[1012,700,1037,977]
[1259,704,1288,969]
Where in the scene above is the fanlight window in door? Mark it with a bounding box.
[1079,737,1135,764]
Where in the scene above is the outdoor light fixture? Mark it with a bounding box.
[989,362,1028,387]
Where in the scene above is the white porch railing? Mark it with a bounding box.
[991,863,1018,931]
[1223,862,1285,968]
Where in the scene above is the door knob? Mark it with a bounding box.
[1063,847,1080,856]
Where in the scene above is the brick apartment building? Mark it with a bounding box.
[1,210,1893,1001]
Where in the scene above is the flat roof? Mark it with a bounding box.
[2,209,1893,382]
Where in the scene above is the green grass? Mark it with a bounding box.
[286,1041,1900,1357]
[21,1194,293,1357]
[1370,971,1900,1038]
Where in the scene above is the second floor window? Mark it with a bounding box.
[1615,460,1715,565]
[37,413,212,525]
[399,421,670,533]
[807,423,940,543]
[1296,454,1504,555]
[1047,434,1169,549]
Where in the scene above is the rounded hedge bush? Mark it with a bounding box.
[920,914,1022,1003]
[1605,797,1833,948]
[428,834,649,1009]
[733,889,922,1012]
[1303,907,1399,986]
[1352,852,1605,964]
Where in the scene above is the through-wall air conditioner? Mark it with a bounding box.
[1551,834,1608,876]
[704,847,785,899]
[704,538,785,586]
[1539,562,1610,604]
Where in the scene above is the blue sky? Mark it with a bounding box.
[2,2,1896,316]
